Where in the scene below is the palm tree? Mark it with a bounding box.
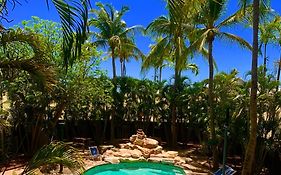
[259,17,279,75]
[117,38,145,77]
[89,3,142,78]
[145,0,202,147]
[272,16,281,90]
[241,0,259,174]
[142,37,173,82]
[89,3,142,141]
[188,0,252,168]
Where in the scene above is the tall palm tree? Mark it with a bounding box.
[89,3,142,141]
[89,3,142,78]
[145,0,202,147]
[259,17,279,75]
[188,0,252,168]
[241,2,258,173]
[272,16,281,90]
[142,37,173,82]
[117,38,145,77]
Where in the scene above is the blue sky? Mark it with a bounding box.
[3,0,281,82]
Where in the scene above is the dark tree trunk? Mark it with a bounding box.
[123,60,126,77]
[242,0,259,174]
[111,47,116,143]
[159,66,162,82]
[208,38,218,169]
[120,59,124,77]
[154,68,158,82]
[276,53,281,91]
[263,43,267,75]
[112,48,117,78]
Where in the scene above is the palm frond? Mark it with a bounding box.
[141,36,171,72]
[219,32,252,51]
[93,39,108,49]
[208,0,227,22]
[0,59,57,91]
[121,25,144,38]
[185,63,199,75]
[217,7,248,28]
[50,0,91,70]
[23,141,84,175]
[146,16,172,37]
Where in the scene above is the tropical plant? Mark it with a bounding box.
[89,2,142,78]
[0,0,91,69]
[142,37,173,82]
[241,0,260,174]
[23,141,84,175]
[145,0,204,147]
[89,2,142,142]
[117,38,145,77]
[259,16,280,75]
[185,0,252,168]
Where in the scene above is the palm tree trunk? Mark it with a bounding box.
[111,45,117,78]
[242,0,259,174]
[123,61,126,76]
[171,70,178,148]
[120,59,124,77]
[263,43,267,75]
[208,38,218,169]
[276,53,281,91]
[154,68,158,82]
[111,47,116,143]
[159,66,162,82]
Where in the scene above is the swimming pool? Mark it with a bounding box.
[83,162,186,175]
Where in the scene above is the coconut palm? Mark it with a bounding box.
[241,0,259,174]
[145,0,203,146]
[272,16,281,90]
[89,3,142,78]
[186,0,252,168]
[117,38,145,77]
[142,37,173,82]
[89,3,142,141]
[259,17,280,75]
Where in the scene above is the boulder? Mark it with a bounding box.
[134,138,144,146]
[186,157,193,162]
[130,135,137,143]
[103,149,114,156]
[143,138,158,149]
[152,146,162,154]
[131,149,143,158]
[174,156,186,165]
[119,149,132,158]
[164,151,178,158]
[148,157,162,162]
[104,157,120,164]
[162,158,174,164]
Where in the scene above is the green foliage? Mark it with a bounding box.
[23,141,84,175]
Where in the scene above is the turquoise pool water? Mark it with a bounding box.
[83,162,186,175]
